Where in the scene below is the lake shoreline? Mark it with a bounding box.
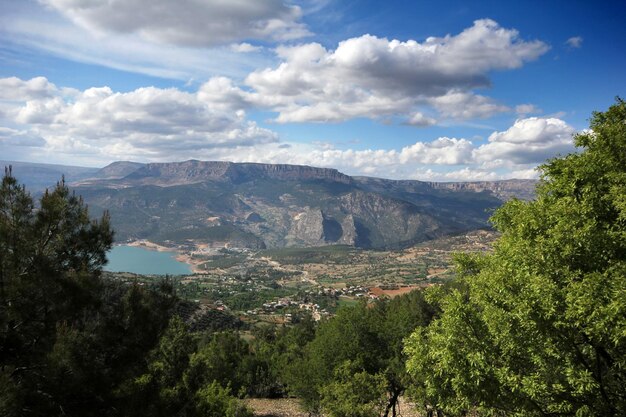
[108,241,203,275]
[104,240,202,276]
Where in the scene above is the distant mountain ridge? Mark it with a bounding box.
[0,160,99,191]
[64,160,537,249]
[92,161,145,180]
[428,179,537,201]
[2,160,538,249]
[123,160,354,186]
[354,176,537,202]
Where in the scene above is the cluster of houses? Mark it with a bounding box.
[317,285,370,297]
[243,299,331,322]
[238,284,379,322]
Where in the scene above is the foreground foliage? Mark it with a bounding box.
[405,99,626,415]
[286,291,437,417]
[0,173,251,416]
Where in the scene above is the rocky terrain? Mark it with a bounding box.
[4,159,537,249]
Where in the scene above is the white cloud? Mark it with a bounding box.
[566,36,583,48]
[196,116,574,181]
[474,117,576,165]
[0,127,46,147]
[230,43,263,53]
[242,19,548,123]
[243,117,574,179]
[39,0,311,47]
[2,13,550,126]
[1,5,275,81]
[0,76,59,100]
[429,90,510,119]
[0,77,576,181]
[405,112,437,127]
[398,137,474,165]
[412,167,501,182]
[0,76,277,163]
[508,167,540,179]
[410,166,540,182]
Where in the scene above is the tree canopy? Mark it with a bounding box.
[405,99,626,416]
[287,290,437,417]
[0,171,251,416]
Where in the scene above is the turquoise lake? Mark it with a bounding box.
[105,245,192,275]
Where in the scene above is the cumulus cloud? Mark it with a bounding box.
[412,167,502,182]
[198,115,574,181]
[0,76,60,100]
[413,165,541,182]
[398,137,474,165]
[258,116,574,179]
[428,91,510,119]
[39,0,311,47]
[474,117,576,165]
[241,19,548,122]
[2,14,550,125]
[405,112,437,127]
[230,43,263,53]
[566,36,583,48]
[0,77,576,181]
[0,76,277,162]
[0,127,46,147]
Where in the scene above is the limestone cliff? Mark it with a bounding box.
[71,160,537,249]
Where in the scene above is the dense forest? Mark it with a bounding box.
[1,100,625,416]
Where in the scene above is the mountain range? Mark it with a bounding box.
[3,160,537,249]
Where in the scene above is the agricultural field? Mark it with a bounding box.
[104,229,497,326]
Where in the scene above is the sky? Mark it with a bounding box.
[0,0,625,181]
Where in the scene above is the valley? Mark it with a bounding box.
[6,158,517,326]
[2,4,622,414]
[5,158,521,329]
[104,229,498,328]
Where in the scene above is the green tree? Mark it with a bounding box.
[287,292,435,416]
[127,315,196,416]
[0,172,114,415]
[320,361,388,417]
[405,99,626,416]
[185,331,250,397]
[195,381,253,417]
[127,319,255,417]
[235,315,318,399]
[285,302,384,413]
[0,171,181,416]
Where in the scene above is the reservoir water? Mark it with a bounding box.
[105,245,192,275]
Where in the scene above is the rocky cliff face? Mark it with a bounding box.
[72,160,538,249]
[123,160,353,186]
[428,179,537,201]
[354,176,537,201]
[338,191,446,248]
[286,208,326,246]
[338,215,358,245]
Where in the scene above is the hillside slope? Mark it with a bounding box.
[72,160,537,249]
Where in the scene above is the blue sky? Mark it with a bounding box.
[0,0,624,181]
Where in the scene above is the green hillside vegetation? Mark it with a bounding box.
[405,99,626,415]
[0,172,252,416]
